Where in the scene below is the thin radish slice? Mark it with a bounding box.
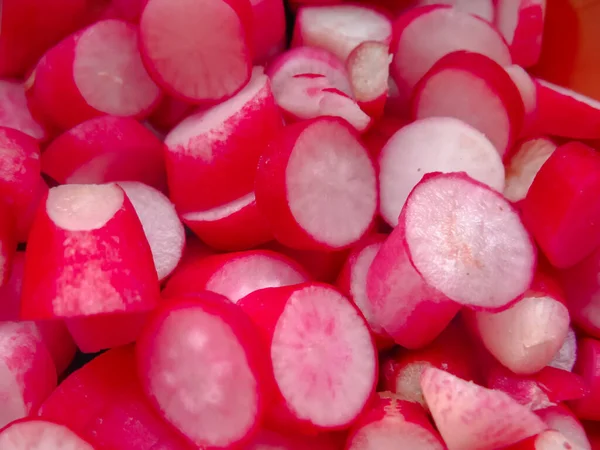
[250,0,286,63]
[537,405,592,450]
[390,5,512,102]
[292,4,392,61]
[0,419,94,450]
[0,80,46,141]
[549,328,577,372]
[568,338,600,421]
[402,172,536,310]
[27,19,161,131]
[507,430,582,450]
[116,181,185,281]
[255,117,377,250]
[0,204,16,287]
[421,367,548,450]
[411,51,525,156]
[379,117,505,227]
[140,0,252,103]
[505,64,537,133]
[411,0,494,22]
[496,0,546,67]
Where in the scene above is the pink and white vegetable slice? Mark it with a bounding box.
[537,405,592,450]
[568,338,600,421]
[0,419,94,450]
[139,0,252,103]
[421,367,548,450]
[378,117,505,227]
[504,64,537,133]
[411,51,525,156]
[549,327,577,372]
[507,430,583,450]
[0,80,46,141]
[250,0,286,63]
[255,117,377,251]
[400,171,536,310]
[410,0,494,22]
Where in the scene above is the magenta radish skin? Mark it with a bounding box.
[537,405,592,450]
[246,428,344,449]
[0,419,95,450]
[568,338,600,421]
[14,176,47,243]
[549,327,577,372]
[147,95,195,133]
[361,115,407,161]
[0,204,16,287]
[97,0,149,22]
[250,0,286,63]
[410,0,494,22]
[255,117,377,251]
[0,80,46,141]
[165,68,283,212]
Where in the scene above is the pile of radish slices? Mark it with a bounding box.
[1,0,600,448]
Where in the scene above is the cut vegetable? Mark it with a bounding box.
[0,203,16,287]
[0,419,94,450]
[568,338,600,421]
[250,0,286,63]
[505,64,537,133]
[537,405,592,450]
[506,430,581,450]
[0,80,46,141]
[411,0,494,22]
[549,327,577,372]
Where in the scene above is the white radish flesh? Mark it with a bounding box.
[0,419,94,450]
[0,80,46,141]
[537,405,592,450]
[347,41,390,118]
[411,0,494,22]
[549,328,577,372]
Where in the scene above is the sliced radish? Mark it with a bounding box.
[15,175,47,243]
[250,0,286,63]
[97,0,149,22]
[411,51,525,156]
[411,0,494,22]
[361,115,407,160]
[27,19,161,131]
[507,430,582,450]
[379,117,505,227]
[421,367,548,450]
[549,327,577,372]
[505,64,537,133]
[147,95,196,133]
[246,428,344,449]
[401,172,536,310]
[255,117,377,250]
[239,283,377,432]
[0,419,94,450]
[568,338,600,421]
[0,204,16,287]
[140,0,252,103]
[537,405,592,450]
[0,80,46,141]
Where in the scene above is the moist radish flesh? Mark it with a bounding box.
[0,419,95,450]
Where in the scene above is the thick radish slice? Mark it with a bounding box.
[507,430,582,450]
[0,80,46,141]
[255,117,377,250]
[27,19,161,131]
[116,181,185,281]
[250,0,286,63]
[137,293,269,448]
[537,405,592,450]
[411,0,494,22]
[568,338,600,421]
[292,4,392,61]
[402,172,535,310]
[0,419,94,450]
[379,117,505,227]
[165,67,282,212]
[411,51,525,156]
[140,0,252,103]
[421,367,548,450]
[549,327,577,372]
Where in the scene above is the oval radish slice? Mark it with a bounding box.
[390,5,512,101]
[0,419,94,450]
[137,294,269,448]
[412,0,494,22]
[250,0,286,64]
[537,405,592,450]
[568,338,600,421]
[411,51,525,156]
[140,0,252,103]
[255,117,377,250]
[0,80,46,141]
[402,172,536,310]
[379,117,505,227]
[549,328,577,372]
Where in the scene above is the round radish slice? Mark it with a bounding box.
[401,172,536,310]
[412,0,494,22]
[0,80,46,141]
[549,328,577,372]
[379,117,505,227]
[411,51,524,156]
[140,0,252,103]
[537,405,592,450]
[0,419,94,450]
[255,117,377,250]
[510,430,581,450]
[250,0,286,64]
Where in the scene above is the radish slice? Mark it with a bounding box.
[379,117,505,227]
[0,80,46,141]
[97,0,149,22]
[537,405,592,450]
[15,175,47,243]
[361,115,407,160]
[147,95,195,132]
[0,419,94,450]
[411,51,524,156]
[402,172,536,310]
[505,64,537,133]
[140,0,252,103]
[549,328,577,372]
[255,117,377,250]
[411,0,494,22]
[246,428,344,449]
[421,367,548,450]
[569,338,600,421]
[292,4,392,61]
[507,430,582,450]
[0,206,15,287]
[250,0,286,63]
[390,5,512,102]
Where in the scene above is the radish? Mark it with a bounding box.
[522,141,600,268]
[292,4,393,62]
[165,67,283,212]
[27,19,161,131]
[247,428,345,449]
[139,0,252,103]
[0,80,46,141]
[344,392,446,450]
[582,422,600,450]
[0,204,16,287]
[537,405,592,450]
[505,64,537,133]
[0,419,94,450]
[421,367,548,450]
[401,171,536,310]
[98,0,149,22]
[255,117,377,250]
[250,0,286,63]
[361,115,407,160]
[14,176,47,243]
[506,430,582,450]
[549,327,577,372]
[411,51,525,156]
[238,283,377,433]
[378,117,505,227]
[410,0,494,22]
[496,0,546,67]
[163,249,309,302]
[41,116,166,191]
[136,293,270,448]
[569,338,600,421]
[147,95,195,133]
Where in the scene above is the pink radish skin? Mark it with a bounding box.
[568,338,600,421]
[361,115,408,161]
[137,293,270,448]
[522,142,600,268]
[505,64,537,133]
[15,176,47,243]
[147,95,195,133]
[0,419,94,450]
[250,0,286,63]
[549,327,577,372]
[537,405,592,450]
[506,430,582,450]
[255,117,377,251]
[238,283,377,433]
[410,0,494,22]
[140,0,252,103]
[378,116,505,227]
[163,250,309,303]
[344,392,446,450]
[411,51,525,156]
[0,80,46,141]
[182,193,274,252]
[247,428,345,449]
[27,19,161,131]
[98,0,149,22]
[583,423,600,450]
[39,346,195,450]
[0,204,16,287]
[41,116,166,191]
[421,367,548,450]
[165,68,283,212]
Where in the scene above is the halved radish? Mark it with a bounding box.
[537,405,592,450]
[549,327,577,372]
[401,172,536,310]
[0,80,46,141]
[379,117,505,227]
[250,0,286,63]
[27,19,161,131]
[0,203,16,287]
[139,0,252,103]
[568,338,600,421]
[0,419,94,450]
[410,0,494,22]
[411,51,525,156]
[255,117,377,250]
[506,430,581,450]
